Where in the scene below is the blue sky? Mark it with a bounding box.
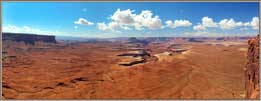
[2,2,259,38]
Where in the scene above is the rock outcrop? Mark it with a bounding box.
[117,50,151,66]
[2,32,56,45]
[245,34,259,99]
[117,50,150,57]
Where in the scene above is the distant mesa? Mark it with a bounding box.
[127,37,150,46]
[188,38,204,42]
[2,32,56,45]
[216,37,225,41]
[216,36,253,41]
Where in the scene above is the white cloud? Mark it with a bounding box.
[133,23,144,30]
[244,17,259,30]
[3,25,19,33]
[219,18,243,30]
[3,25,63,35]
[120,25,131,30]
[236,22,243,26]
[23,26,31,32]
[97,22,108,31]
[250,17,259,30]
[98,9,163,32]
[134,10,163,30]
[202,16,218,27]
[244,22,250,26]
[108,21,120,31]
[192,16,218,31]
[193,24,206,30]
[165,19,192,28]
[193,16,258,31]
[97,22,126,32]
[74,18,94,26]
[111,9,135,24]
[74,26,78,29]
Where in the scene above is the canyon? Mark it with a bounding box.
[1,33,258,99]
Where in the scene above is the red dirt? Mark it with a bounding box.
[2,39,248,99]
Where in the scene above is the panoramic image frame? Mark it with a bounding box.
[1,0,260,100]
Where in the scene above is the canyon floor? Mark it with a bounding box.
[2,40,248,99]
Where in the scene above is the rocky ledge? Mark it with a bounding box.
[245,34,259,99]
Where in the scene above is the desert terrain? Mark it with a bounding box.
[2,33,251,99]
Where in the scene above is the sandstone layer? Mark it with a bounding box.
[245,34,260,99]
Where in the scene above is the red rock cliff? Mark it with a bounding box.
[245,34,259,99]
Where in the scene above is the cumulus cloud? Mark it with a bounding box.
[250,17,259,30]
[192,16,217,31]
[219,18,243,30]
[120,26,131,30]
[165,20,192,28]
[244,22,250,26]
[108,22,120,31]
[97,22,118,31]
[97,22,128,32]
[134,10,163,30]
[111,9,135,24]
[202,16,218,27]
[244,17,259,30]
[74,18,94,26]
[133,23,144,30]
[3,25,63,35]
[192,16,259,31]
[97,9,259,34]
[97,9,163,32]
[217,17,259,30]
[97,22,108,31]
[193,24,206,30]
